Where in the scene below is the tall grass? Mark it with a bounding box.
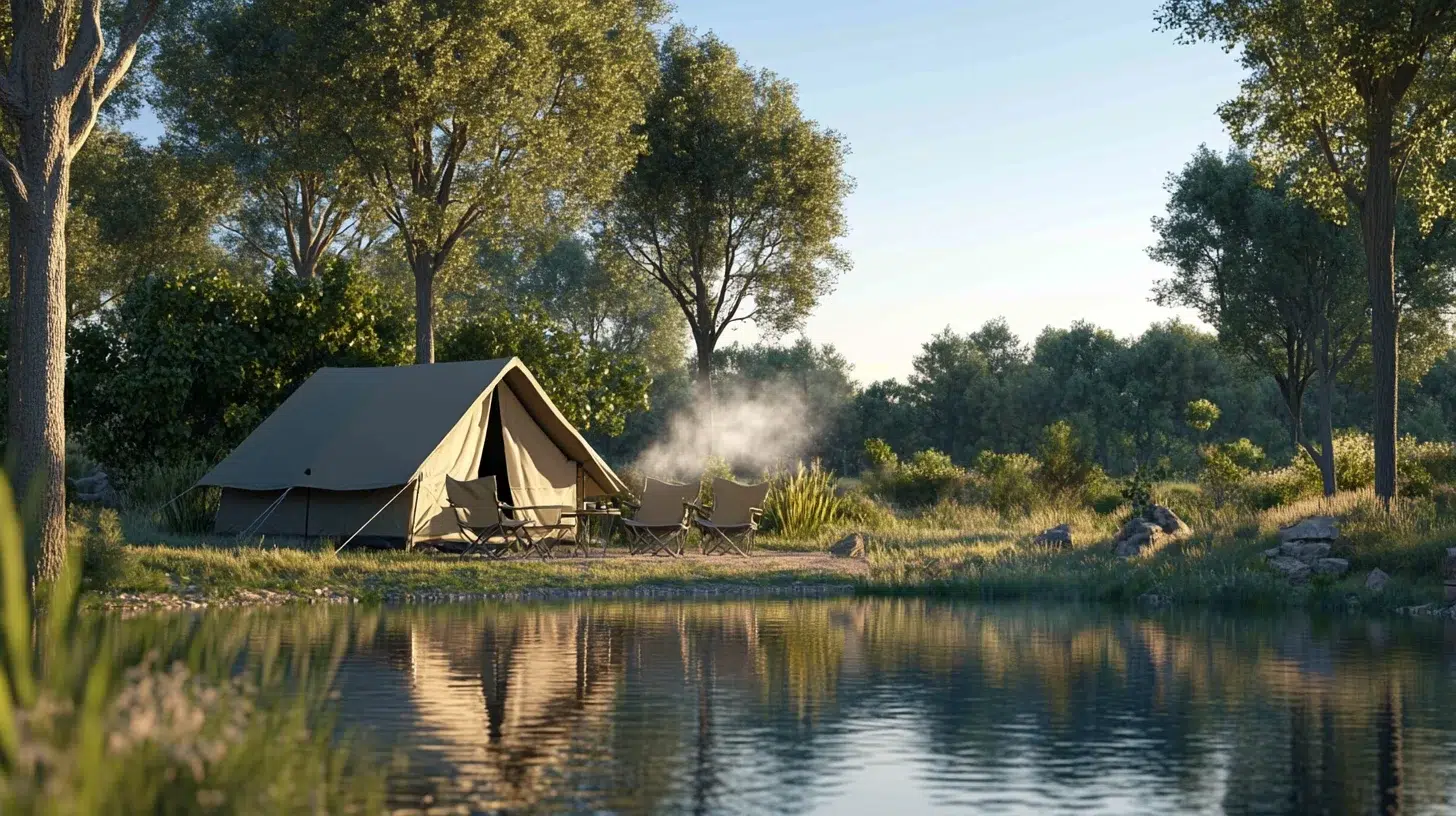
[763,461,843,540]
[122,460,219,535]
[0,475,386,814]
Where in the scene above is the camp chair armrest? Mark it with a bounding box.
[683,500,708,518]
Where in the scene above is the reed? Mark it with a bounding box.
[763,461,843,540]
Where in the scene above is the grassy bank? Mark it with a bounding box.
[73,489,1455,615]
[860,491,1453,613]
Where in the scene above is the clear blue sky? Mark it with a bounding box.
[670,0,1245,382]
[127,0,1246,384]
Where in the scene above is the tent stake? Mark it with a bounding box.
[336,478,416,555]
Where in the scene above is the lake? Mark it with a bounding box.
[111,598,1456,814]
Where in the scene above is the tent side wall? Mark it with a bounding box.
[216,486,417,539]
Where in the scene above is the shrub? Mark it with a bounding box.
[895,449,970,508]
[1185,398,1221,432]
[1241,465,1316,510]
[1121,465,1154,515]
[763,461,843,540]
[697,455,735,506]
[70,507,133,591]
[863,437,898,472]
[1198,439,1264,507]
[967,451,1042,516]
[837,488,897,530]
[1035,421,1096,499]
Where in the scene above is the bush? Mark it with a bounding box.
[837,488,897,529]
[894,449,970,507]
[763,461,843,540]
[966,451,1042,516]
[70,506,133,591]
[1035,421,1097,499]
[1198,439,1263,508]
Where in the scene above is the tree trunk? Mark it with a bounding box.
[1315,364,1337,498]
[1362,133,1399,507]
[6,203,28,459]
[694,332,714,456]
[13,118,72,582]
[412,257,435,364]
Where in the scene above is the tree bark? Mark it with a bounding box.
[1315,362,1338,498]
[13,108,73,582]
[694,331,714,455]
[1362,134,1400,507]
[6,203,27,457]
[413,256,435,364]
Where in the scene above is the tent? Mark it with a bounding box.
[197,358,626,547]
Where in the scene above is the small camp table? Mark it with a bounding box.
[566,506,620,557]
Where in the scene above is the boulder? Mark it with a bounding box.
[1033,524,1073,549]
[828,532,867,559]
[1365,568,1391,592]
[1148,505,1190,536]
[1312,558,1349,577]
[70,470,120,506]
[1113,520,1164,558]
[1279,516,1339,544]
[1267,556,1312,585]
[1278,540,1332,562]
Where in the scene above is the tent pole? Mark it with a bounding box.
[336,478,416,555]
[405,480,421,552]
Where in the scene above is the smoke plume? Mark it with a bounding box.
[634,380,813,480]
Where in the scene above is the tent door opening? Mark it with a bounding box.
[478,392,515,514]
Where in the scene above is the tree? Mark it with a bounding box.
[152,0,373,279]
[328,0,662,364]
[436,305,650,436]
[1151,148,1367,495]
[480,235,686,374]
[1158,0,1456,504]
[69,262,412,473]
[610,28,852,407]
[0,0,159,579]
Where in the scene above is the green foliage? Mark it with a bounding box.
[0,476,386,813]
[1184,399,1221,432]
[763,461,843,540]
[610,27,852,373]
[697,456,735,507]
[1199,439,1265,508]
[437,304,650,436]
[966,451,1043,517]
[1035,421,1096,499]
[68,262,412,475]
[1121,466,1154,516]
[70,507,133,592]
[863,438,898,472]
[863,448,968,509]
[123,461,221,536]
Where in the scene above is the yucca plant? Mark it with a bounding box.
[0,475,385,814]
[764,460,844,541]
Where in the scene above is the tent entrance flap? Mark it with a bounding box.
[499,383,577,525]
[478,392,514,510]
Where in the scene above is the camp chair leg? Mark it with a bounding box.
[701,526,752,557]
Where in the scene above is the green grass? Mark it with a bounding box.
[860,490,1453,613]
[76,486,1456,616]
[99,545,861,601]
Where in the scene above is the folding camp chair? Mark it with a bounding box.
[620,478,699,557]
[446,476,530,559]
[694,478,770,557]
[515,504,577,559]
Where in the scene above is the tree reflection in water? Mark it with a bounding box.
[102,600,1456,814]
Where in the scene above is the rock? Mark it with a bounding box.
[1312,558,1349,577]
[1365,568,1391,592]
[1267,555,1312,585]
[1443,548,1456,582]
[1279,516,1339,544]
[1263,547,1282,560]
[1278,540,1332,562]
[1147,505,1190,536]
[1113,520,1164,558]
[70,470,120,506]
[828,532,867,559]
[1033,524,1073,549]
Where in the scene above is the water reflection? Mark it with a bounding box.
[107,600,1456,814]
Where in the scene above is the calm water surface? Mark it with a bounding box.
[120,598,1456,814]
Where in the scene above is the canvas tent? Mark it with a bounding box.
[198,358,626,546]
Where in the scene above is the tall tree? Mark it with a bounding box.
[0,0,158,579]
[610,28,852,407]
[329,0,662,363]
[480,234,686,374]
[1158,0,1456,504]
[152,0,372,279]
[1151,147,1367,495]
